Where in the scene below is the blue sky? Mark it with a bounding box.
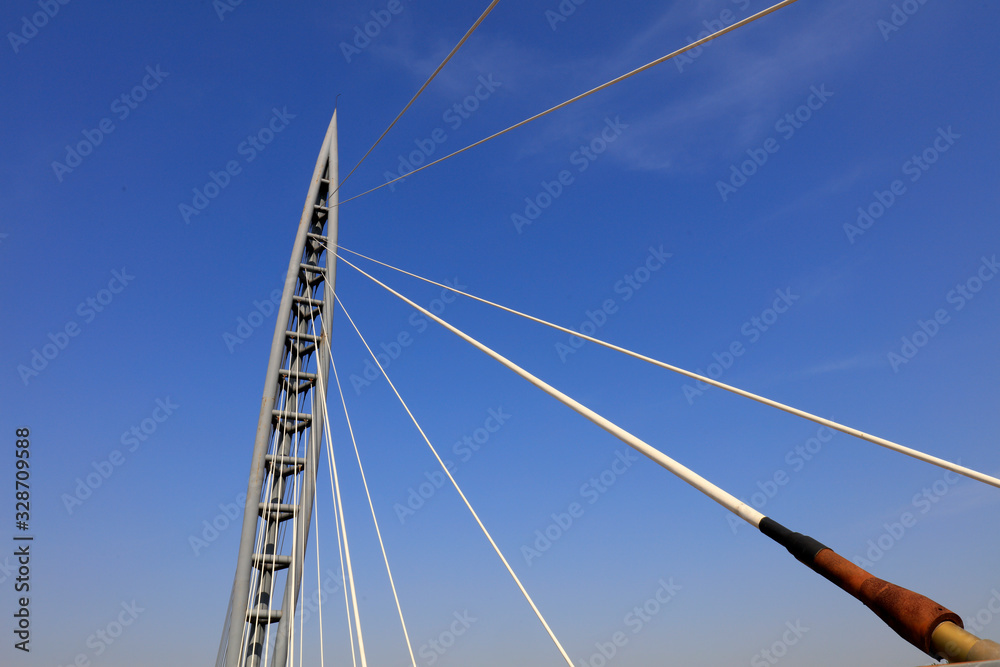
[2,1,999,665]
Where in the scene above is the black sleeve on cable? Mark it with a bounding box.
[758,516,828,564]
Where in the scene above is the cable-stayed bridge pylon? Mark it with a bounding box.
[219,112,339,667]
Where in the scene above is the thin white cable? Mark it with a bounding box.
[335,294,576,666]
[334,245,1000,491]
[293,289,325,667]
[337,0,502,193]
[336,0,803,206]
[307,308,360,667]
[291,369,312,666]
[308,294,416,666]
[292,312,356,667]
[329,353,419,667]
[297,498,304,667]
[337,257,764,527]
[245,353,297,667]
[325,424,358,667]
[309,290,367,667]
[331,476,358,667]
[302,305,329,667]
[238,402,277,667]
[268,356,308,667]
[316,351,369,667]
[314,486,326,667]
[278,282,323,667]
[281,385,304,667]
[317,169,358,667]
[239,360,290,666]
[290,273,332,667]
[290,407,301,667]
[295,395,311,667]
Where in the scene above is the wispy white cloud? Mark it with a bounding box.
[926,478,1000,518]
[363,1,888,174]
[726,158,884,239]
[789,353,886,380]
[372,33,542,99]
[609,1,885,174]
[851,474,1000,533]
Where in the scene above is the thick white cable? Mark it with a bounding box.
[336,0,803,206]
[334,245,1000,491]
[335,294,576,667]
[338,256,764,526]
[337,0,502,193]
[328,354,419,667]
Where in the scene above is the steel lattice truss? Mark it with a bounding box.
[219,113,339,667]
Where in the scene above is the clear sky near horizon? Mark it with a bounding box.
[2,1,999,666]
